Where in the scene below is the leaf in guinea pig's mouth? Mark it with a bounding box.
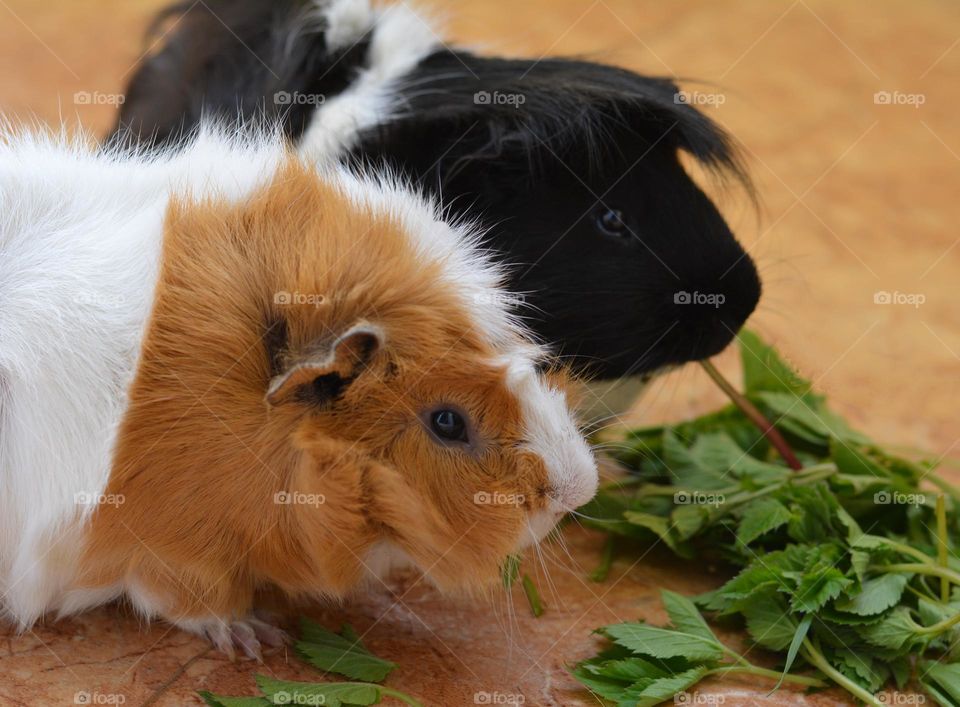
[501,554,521,589]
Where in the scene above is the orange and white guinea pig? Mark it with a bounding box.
[0,125,597,659]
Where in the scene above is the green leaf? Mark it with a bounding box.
[742,592,797,651]
[661,590,718,642]
[501,555,521,589]
[255,676,380,707]
[791,567,852,613]
[921,661,960,704]
[603,622,725,662]
[739,329,812,397]
[736,498,794,546]
[623,511,683,553]
[197,694,271,707]
[859,607,921,651]
[297,620,397,682]
[835,573,910,616]
[633,666,710,706]
[771,614,811,692]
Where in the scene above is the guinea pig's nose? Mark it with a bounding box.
[670,250,762,361]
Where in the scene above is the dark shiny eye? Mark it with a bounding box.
[595,207,630,238]
[430,409,469,443]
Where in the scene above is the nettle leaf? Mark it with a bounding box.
[704,564,780,613]
[859,607,921,651]
[791,567,853,613]
[297,620,397,682]
[736,498,794,546]
[632,666,709,706]
[661,590,718,642]
[738,329,812,397]
[921,661,960,704]
[603,622,724,662]
[833,646,887,693]
[501,555,521,589]
[198,694,271,707]
[623,511,684,553]
[835,573,910,616]
[831,439,888,478]
[572,657,669,702]
[742,592,797,651]
[255,676,380,707]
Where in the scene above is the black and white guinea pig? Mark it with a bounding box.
[0,125,596,658]
[109,0,763,385]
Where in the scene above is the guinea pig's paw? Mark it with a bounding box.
[193,615,291,662]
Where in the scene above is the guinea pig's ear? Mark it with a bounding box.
[265,322,384,407]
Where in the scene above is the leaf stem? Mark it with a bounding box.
[589,536,615,582]
[700,360,803,470]
[522,574,544,617]
[800,638,881,706]
[873,563,960,586]
[706,664,825,688]
[937,494,950,602]
[377,686,424,707]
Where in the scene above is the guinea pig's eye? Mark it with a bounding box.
[429,409,469,444]
[595,206,631,238]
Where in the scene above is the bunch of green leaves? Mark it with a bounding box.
[576,331,960,706]
[199,619,422,707]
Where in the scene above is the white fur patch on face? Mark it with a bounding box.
[506,361,598,546]
[299,2,441,161]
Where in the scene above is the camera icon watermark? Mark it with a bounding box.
[74,692,127,705]
[876,691,926,704]
[474,491,526,507]
[274,91,326,106]
[674,291,726,308]
[674,90,726,107]
[274,291,327,307]
[74,91,125,106]
[473,90,526,108]
[474,692,525,705]
[273,691,326,705]
[873,290,925,308]
[874,491,926,506]
[274,491,326,508]
[874,91,925,108]
[74,492,125,508]
[675,691,726,705]
[674,491,725,508]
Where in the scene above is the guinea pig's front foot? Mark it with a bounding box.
[193,615,291,662]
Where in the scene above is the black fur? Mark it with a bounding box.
[111,0,761,379]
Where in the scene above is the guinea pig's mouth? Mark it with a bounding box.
[517,505,568,551]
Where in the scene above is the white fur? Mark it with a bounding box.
[0,121,593,632]
[0,126,285,627]
[299,2,441,162]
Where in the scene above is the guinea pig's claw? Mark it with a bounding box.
[199,615,291,661]
[248,616,292,647]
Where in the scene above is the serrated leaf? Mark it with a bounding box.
[632,666,709,706]
[921,661,960,704]
[661,590,718,642]
[297,620,397,682]
[859,607,921,651]
[739,330,812,397]
[736,498,794,546]
[255,676,380,707]
[835,573,909,616]
[623,511,682,552]
[742,592,797,651]
[603,623,724,662]
[791,567,852,612]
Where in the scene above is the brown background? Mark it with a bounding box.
[0,0,957,705]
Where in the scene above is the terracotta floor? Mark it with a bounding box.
[1,0,958,705]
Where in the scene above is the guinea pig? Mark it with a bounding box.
[0,125,597,659]
[109,0,763,386]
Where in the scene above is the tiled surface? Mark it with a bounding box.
[1,0,958,705]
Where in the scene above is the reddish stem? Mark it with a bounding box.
[699,360,804,471]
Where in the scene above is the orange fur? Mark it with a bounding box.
[79,162,555,623]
